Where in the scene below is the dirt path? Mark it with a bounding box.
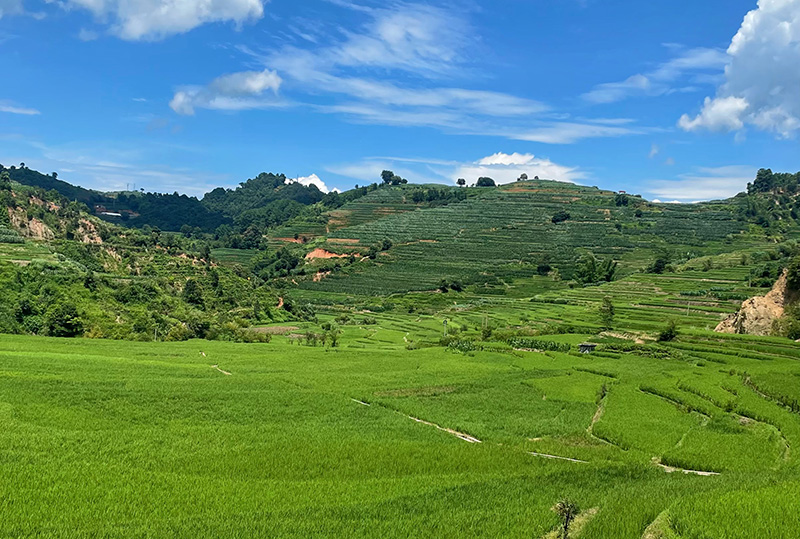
[651,458,719,476]
[351,398,371,406]
[408,415,482,443]
[211,365,232,376]
[528,451,588,463]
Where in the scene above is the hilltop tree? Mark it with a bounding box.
[52,172,58,180]
[381,170,408,186]
[476,177,496,187]
[518,173,528,181]
[749,168,775,194]
[456,178,466,187]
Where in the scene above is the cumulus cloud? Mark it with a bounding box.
[286,173,333,193]
[647,165,755,202]
[679,0,800,137]
[170,69,282,115]
[65,0,265,41]
[327,152,584,187]
[453,152,585,185]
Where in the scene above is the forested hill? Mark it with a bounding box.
[1,163,107,206]
[0,165,367,234]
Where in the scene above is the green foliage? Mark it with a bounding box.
[599,296,614,329]
[476,177,496,187]
[44,302,84,337]
[380,170,408,186]
[657,319,679,342]
[551,210,570,224]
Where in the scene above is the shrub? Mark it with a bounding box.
[657,319,679,342]
[45,302,84,337]
[551,210,570,224]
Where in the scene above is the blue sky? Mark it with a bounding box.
[1,0,798,201]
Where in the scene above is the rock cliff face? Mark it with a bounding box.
[716,270,794,336]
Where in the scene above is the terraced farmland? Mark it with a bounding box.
[302,181,752,295]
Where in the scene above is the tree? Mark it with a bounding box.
[787,255,800,291]
[518,173,528,182]
[45,302,84,337]
[476,177,496,187]
[456,178,466,187]
[381,170,407,185]
[598,258,618,282]
[201,244,212,266]
[657,319,679,342]
[52,172,58,180]
[553,499,580,539]
[614,193,630,206]
[551,210,571,224]
[183,279,204,306]
[381,238,393,251]
[0,171,10,191]
[574,253,598,284]
[599,296,614,329]
[750,168,775,194]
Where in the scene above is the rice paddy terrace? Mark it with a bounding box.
[3,258,800,537]
[295,181,756,295]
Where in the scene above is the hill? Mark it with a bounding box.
[285,181,758,295]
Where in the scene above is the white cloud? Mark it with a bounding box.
[583,47,728,104]
[679,0,800,136]
[511,122,644,144]
[286,173,331,193]
[0,101,40,115]
[649,144,659,158]
[647,165,755,202]
[454,152,584,185]
[678,96,749,132]
[65,0,265,41]
[174,2,645,145]
[0,0,23,19]
[327,152,584,188]
[170,69,282,115]
[78,28,98,41]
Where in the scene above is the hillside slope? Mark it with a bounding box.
[298,181,759,295]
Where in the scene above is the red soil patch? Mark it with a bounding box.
[305,248,349,260]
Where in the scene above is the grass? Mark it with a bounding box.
[2,307,800,537]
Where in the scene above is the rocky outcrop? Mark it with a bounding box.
[716,270,794,336]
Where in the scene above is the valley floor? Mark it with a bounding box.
[1,319,799,537]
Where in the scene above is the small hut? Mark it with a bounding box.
[579,343,597,354]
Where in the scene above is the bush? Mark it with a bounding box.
[657,319,679,342]
[551,210,570,224]
[45,302,84,337]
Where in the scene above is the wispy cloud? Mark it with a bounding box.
[0,101,40,115]
[583,46,728,104]
[646,165,755,202]
[171,1,647,144]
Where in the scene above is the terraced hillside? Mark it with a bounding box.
[301,181,755,295]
